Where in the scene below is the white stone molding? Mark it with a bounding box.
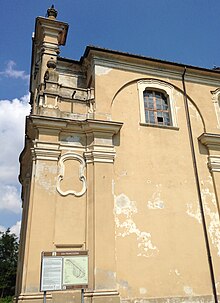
[199,133,220,172]
[17,292,52,301]
[137,79,178,127]
[31,142,61,161]
[84,289,119,298]
[84,150,116,163]
[57,152,87,197]
[207,156,220,172]
[83,120,123,163]
[211,88,220,128]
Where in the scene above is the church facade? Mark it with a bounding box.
[16,7,220,303]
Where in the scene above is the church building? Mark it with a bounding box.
[15,6,220,303]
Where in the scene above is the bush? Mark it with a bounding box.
[0,296,13,303]
[0,229,18,298]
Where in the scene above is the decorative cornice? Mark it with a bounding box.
[84,120,123,135]
[207,156,220,172]
[29,115,123,134]
[91,56,220,87]
[28,116,123,163]
[84,151,116,163]
[198,133,220,150]
[35,17,68,46]
[31,147,61,161]
[31,142,61,161]
[84,120,122,163]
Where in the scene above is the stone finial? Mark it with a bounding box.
[47,5,58,20]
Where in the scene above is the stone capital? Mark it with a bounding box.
[199,132,220,151]
[207,156,220,172]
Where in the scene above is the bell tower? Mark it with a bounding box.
[15,6,122,303]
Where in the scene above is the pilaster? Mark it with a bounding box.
[84,120,122,303]
[199,133,220,187]
[198,133,220,294]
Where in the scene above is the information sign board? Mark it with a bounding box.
[41,257,62,291]
[40,251,88,292]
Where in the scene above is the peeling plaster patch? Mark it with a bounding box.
[169,269,181,277]
[174,269,180,276]
[183,286,194,296]
[205,207,220,256]
[112,179,115,195]
[201,180,220,256]
[215,281,220,292]
[147,201,164,209]
[187,178,220,256]
[115,194,137,217]
[114,194,158,257]
[139,288,147,295]
[147,184,164,210]
[118,279,130,289]
[119,170,128,177]
[137,232,158,257]
[117,279,132,298]
[95,268,116,289]
[186,202,202,224]
[35,163,57,194]
[95,65,112,76]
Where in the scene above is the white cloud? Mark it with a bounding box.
[0,185,21,214]
[0,60,29,81]
[10,221,21,238]
[0,94,30,218]
[0,225,6,233]
[0,221,21,238]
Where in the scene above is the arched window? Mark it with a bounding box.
[137,79,178,128]
[143,90,171,126]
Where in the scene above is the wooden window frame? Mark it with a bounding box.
[143,89,172,126]
[137,79,178,129]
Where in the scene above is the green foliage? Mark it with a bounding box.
[0,229,18,298]
[0,296,13,303]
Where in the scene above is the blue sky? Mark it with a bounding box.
[1,0,220,236]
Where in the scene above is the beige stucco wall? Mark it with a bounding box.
[93,65,220,300]
[16,13,220,303]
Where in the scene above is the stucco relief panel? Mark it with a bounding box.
[57,152,87,197]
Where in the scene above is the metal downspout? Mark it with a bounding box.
[182,67,218,303]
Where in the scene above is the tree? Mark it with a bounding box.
[0,229,18,298]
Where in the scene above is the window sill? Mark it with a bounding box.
[140,122,179,131]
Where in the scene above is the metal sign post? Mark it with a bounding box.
[81,288,84,303]
[43,291,46,303]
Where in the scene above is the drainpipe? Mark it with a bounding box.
[182,67,218,303]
